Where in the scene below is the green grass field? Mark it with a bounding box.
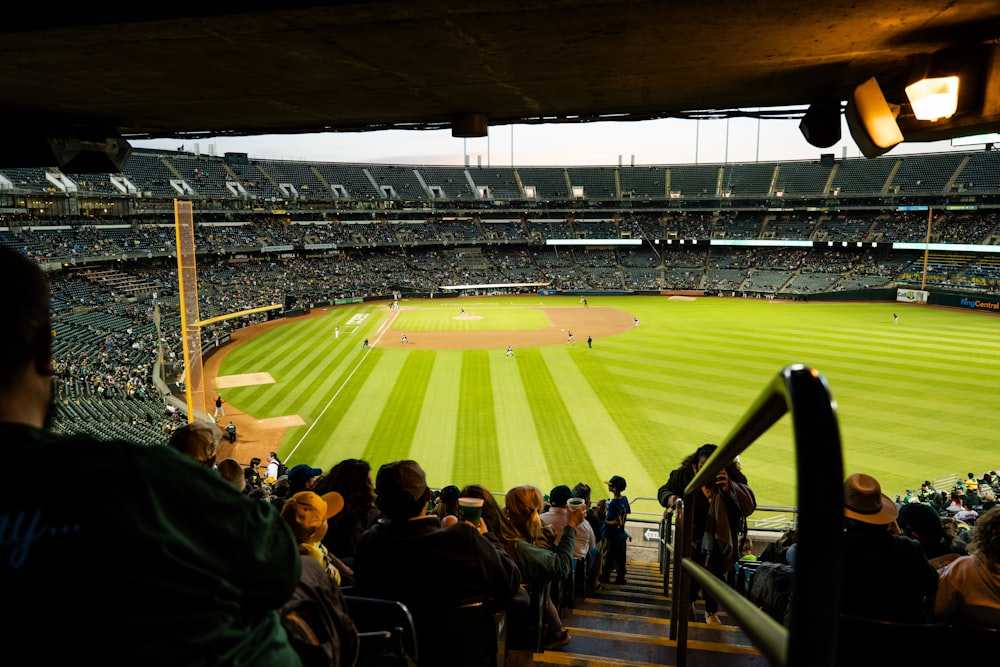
[218,295,1000,515]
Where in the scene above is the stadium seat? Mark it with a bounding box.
[343,595,419,667]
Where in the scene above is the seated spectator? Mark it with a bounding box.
[955,502,980,525]
[0,246,302,664]
[432,484,461,520]
[270,475,291,508]
[759,529,798,565]
[841,473,939,623]
[504,484,584,649]
[951,517,975,545]
[284,463,323,501]
[984,471,1000,492]
[216,457,247,492]
[917,480,937,504]
[966,486,982,511]
[353,460,523,613]
[167,420,222,468]
[946,490,966,514]
[935,505,1000,627]
[313,458,380,585]
[572,481,605,592]
[979,485,997,512]
[458,483,580,648]
[277,490,360,665]
[540,484,597,565]
[898,501,968,569]
[964,472,980,493]
[280,491,347,585]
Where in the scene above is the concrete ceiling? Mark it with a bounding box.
[1,1,998,166]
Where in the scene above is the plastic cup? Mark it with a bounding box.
[567,497,586,511]
[458,497,484,527]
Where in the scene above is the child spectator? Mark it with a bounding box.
[599,475,631,585]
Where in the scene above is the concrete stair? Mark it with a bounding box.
[510,561,773,667]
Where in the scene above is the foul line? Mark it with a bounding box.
[285,309,399,461]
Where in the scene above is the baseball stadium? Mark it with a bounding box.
[10,147,1000,664]
[5,4,1000,666]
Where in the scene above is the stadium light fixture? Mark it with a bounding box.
[904,52,960,122]
[905,76,959,121]
[845,77,903,158]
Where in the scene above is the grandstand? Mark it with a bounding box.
[4,147,999,441]
[4,147,1000,665]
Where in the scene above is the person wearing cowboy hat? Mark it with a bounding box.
[840,472,939,624]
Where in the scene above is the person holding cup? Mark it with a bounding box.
[458,496,486,527]
[503,485,586,649]
[540,485,597,564]
[353,461,523,616]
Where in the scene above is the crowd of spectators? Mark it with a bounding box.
[15,204,999,451]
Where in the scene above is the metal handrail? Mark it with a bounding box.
[669,364,844,667]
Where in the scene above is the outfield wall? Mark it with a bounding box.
[797,288,897,302]
[929,290,1000,312]
[740,286,1000,314]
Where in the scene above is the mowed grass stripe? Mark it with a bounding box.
[360,351,436,466]
[571,347,695,480]
[409,353,463,483]
[539,345,652,496]
[266,326,352,416]
[454,351,502,485]
[491,348,548,494]
[301,349,409,462]
[269,330,374,417]
[518,348,592,488]
[242,335,344,419]
[222,313,343,414]
[226,310,334,375]
[281,350,387,464]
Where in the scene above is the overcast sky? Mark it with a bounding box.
[134,114,973,167]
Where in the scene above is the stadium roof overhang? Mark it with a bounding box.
[1,1,999,169]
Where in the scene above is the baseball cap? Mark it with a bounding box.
[281,491,344,543]
[605,475,627,491]
[376,460,429,505]
[288,463,323,488]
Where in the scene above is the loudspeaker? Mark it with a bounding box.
[452,113,488,138]
[799,99,842,148]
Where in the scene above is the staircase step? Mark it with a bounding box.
[537,627,769,666]
[575,598,672,618]
[519,559,773,667]
[567,610,757,648]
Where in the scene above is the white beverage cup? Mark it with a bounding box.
[458,497,485,527]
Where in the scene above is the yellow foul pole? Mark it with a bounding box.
[174,200,206,423]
